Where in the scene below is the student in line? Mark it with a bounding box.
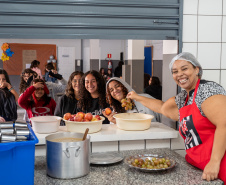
[0,69,18,122]
[18,79,56,121]
[54,71,84,125]
[77,70,109,124]
[103,77,160,124]
[30,60,43,79]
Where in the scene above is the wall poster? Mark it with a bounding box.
[3,43,56,75]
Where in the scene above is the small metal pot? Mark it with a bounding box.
[45,132,90,179]
[0,123,14,129]
[0,128,14,135]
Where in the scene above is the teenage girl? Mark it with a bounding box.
[18,79,56,120]
[77,70,109,124]
[54,71,84,125]
[0,69,18,122]
[30,60,43,79]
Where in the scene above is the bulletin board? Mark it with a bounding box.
[3,43,56,75]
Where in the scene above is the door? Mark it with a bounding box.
[144,46,153,76]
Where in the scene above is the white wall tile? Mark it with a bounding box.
[183,0,198,15]
[182,43,197,58]
[119,140,145,151]
[220,70,226,89]
[197,43,221,69]
[92,141,118,153]
[224,0,226,15]
[198,16,222,42]
[221,43,226,69]
[163,40,178,54]
[199,0,222,15]
[183,15,197,42]
[146,139,170,149]
[222,17,226,42]
[202,70,220,83]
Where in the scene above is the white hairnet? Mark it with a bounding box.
[169,52,203,77]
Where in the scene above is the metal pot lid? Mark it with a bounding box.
[90,152,124,165]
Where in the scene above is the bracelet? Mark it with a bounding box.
[8,87,14,92]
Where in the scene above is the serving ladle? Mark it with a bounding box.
[82,128,89,141]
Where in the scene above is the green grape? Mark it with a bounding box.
[121,99,126,103]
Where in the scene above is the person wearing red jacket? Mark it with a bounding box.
[18,79,56,120]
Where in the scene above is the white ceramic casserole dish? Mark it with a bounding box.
[30,116,61,134]
[113,113,154,131]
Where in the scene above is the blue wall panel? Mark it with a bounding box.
[144,47,152,76]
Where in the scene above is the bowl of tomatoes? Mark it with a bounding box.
[63,112,105,134]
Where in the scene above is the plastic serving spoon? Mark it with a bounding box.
[82,128,89,141]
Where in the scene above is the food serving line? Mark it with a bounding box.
[34,122,179,156]
[34,119,224,184]
[34,148,223,184]
[33,118,224,184]
[0,119,223,184]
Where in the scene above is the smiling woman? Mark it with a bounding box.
[127,52,226,183]
[103,77,160,124]
[54,71,84,125]
[77,70,109,124]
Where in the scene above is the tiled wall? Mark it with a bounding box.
[183,0,226,89]
[35,139,176,156]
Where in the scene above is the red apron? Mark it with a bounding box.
[179,79,226,183]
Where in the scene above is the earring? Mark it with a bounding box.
[196,74,198,76]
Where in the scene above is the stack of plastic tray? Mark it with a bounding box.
[0,123,39,185]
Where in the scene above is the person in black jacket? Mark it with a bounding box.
[77,70,109,124]
[54,71,84,125]
[0,69,18,122]
[114,61,124,78]
[45,63,63,83]
[144,73,151,90]
[144,76,162,100]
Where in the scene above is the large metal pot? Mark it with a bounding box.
[46,132,90,179]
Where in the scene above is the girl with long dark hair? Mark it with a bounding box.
[0,69,18,122]
[30,60,43,79]
[18,79,56,120]
[144,76,162,100]
[19,68,38,94]
[103,77,160,124]
[77,70,109,124]
[54,71,84,125]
